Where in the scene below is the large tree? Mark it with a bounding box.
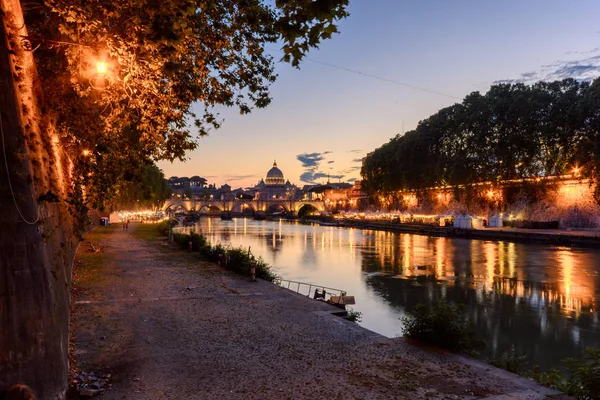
[361,78,600,199]
[0,0,348,397]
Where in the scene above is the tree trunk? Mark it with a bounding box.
[0,0,75,398]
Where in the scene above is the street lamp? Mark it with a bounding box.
[96,61,108,75]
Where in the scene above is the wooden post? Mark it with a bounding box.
[250,263,256,282]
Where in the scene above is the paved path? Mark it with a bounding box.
[71,224,566,399]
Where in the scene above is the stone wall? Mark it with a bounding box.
[397,178,599,228]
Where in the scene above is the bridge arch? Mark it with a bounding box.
[265,203,289,215]
[197,203,222,214]
[297,203,321,217]
[164,200,191,212]
[231,202,256,215]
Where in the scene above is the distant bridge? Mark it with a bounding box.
[162,198,326,216]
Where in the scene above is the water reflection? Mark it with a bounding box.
[180,218,600,370]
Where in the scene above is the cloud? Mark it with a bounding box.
[346,177,359,183]
[296,150,355,184]
[223,174,258,180]
[494,50,600,85]
[348,149,362,153]
[296,152,327,168]
[299,171,317,183]
[352,158,363,163]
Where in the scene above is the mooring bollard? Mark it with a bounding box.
[250,263,256,282]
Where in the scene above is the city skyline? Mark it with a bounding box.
[158,0,600,187]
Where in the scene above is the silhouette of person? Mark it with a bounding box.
[126,219,130,230]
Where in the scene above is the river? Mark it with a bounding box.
[179,217,600,371]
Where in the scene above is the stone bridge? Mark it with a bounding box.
[162,198,326,216]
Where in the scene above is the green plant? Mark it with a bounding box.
[559,347,600,400]
[345,308,362,323]
[527,365,562,389]
[401,301,485,356]
[490,345,529,374]
[156,219,177,237]
[172,233,191,249]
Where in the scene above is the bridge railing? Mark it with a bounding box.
[273,278,346,301]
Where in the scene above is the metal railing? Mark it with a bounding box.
[274,278,346,301]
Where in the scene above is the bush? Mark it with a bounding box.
[223,247,276,281]
[190,232,210,253]
[490,345,529,374]
[345,308,362,323]
[559,347,600,400]
[156,226,277,282]
[172,233,191,249]
[401,301,485,356]
[157,219,177,236]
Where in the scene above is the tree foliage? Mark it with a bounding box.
[361,78,600,201]
[108,163,172,210]
[23,0,348,211]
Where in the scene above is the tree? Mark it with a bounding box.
[361,78,599,201]
[0,0,349,397]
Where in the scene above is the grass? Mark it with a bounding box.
[72,225,118,292]
[132,222,164,241]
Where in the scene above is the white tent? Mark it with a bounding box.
[454,215,465,228]
[488,214,503,227]
[463,215,473,229]
[471,216,484,230]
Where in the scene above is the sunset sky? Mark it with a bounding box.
[158,0,600,189]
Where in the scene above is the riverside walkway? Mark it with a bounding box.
[71,224,566,399]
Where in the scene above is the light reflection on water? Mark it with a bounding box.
[179,217,600,370]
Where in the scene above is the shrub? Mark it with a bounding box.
[224,247,276,281]
[172,233,191,249]
[401,301,485,356]
[157,219,177,236]
[490,345,529,374]
[156,227,277,282]
[559,347,600,400]
[345,308,362,323]
[190,232,210,253]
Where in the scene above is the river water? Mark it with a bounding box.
[181,217,600,370]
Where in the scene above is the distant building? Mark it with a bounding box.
[253,161,298,200]
[167,176,208,198]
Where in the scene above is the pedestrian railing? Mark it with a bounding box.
[274,278,346,301]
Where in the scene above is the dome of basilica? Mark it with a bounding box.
[265,161,285,185]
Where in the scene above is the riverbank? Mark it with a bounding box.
[299,217,600,248]
[70,223,565,399]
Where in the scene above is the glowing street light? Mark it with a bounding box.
[572,166,581,177]
[96,61,108,75]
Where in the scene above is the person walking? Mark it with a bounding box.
[126,219,130,230]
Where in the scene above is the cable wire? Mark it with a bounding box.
[0,112,40,225]
[267,46,460,100]
[304,57,461,100]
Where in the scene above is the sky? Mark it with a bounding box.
[158,0,600,189]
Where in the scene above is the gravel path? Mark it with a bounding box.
[71,224,565,399]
